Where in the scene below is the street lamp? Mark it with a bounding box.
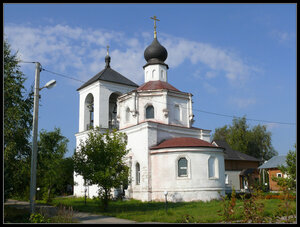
[29,62,56,214]
[164,191,168,213]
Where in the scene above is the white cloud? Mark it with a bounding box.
[205,71,217,79]
[203,82,218,94]
[229,97,256,109]
[270,30,293,44]
[5,23,257,88]
[264,122,280,130]
[161,35,255,86]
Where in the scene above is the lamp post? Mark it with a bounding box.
[29,62,56,214]
[164,191,168,213]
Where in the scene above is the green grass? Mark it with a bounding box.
[40,196,296,223]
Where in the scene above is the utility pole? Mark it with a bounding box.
[30,62,41,214]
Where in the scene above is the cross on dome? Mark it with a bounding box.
[150,16,160,38]
[106,45,109,56]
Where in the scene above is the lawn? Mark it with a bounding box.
[42,196,296,223]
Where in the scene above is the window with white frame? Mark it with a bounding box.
[225,174,229,184]
[277,173,282,178]
[178,157,188,177]
[208,156,218,179]
[174,104,180,122]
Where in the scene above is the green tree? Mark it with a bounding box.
[73,127,130,211]
[4,39,33,200]
[271,144,296,222]
[54,157,74,196]
[36,128,69,202]
[213,116,277,160]
[272,144,296,190]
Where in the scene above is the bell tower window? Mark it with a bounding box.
[85,93,94,130]
[109,92,121,130]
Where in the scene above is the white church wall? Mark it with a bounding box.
[78,82,100,132]
[167,95,189,127]
[156,123,206,143]
[144,64,167,82]
[122,124,153,201]
[138,93,167,125]
[150,148,225,202]
[118,92,138,129]
[97,80,137,129]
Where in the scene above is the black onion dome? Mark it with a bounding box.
[144,38,168,63]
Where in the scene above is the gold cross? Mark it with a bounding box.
[106,45,109,55]
[150,16,160,38]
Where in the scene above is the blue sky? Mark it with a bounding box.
[4,3,296,158]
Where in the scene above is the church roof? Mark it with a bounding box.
[213,140,261,162]
[77,64,139,91]
[151,137,220,150]
[137,80,180,92]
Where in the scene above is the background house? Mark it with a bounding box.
[213,140,262,193]
[258,155,287,192]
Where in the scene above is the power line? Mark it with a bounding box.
[41,68,85,83]
[18,60,37,64]
[139,96,296,126]
[20,63,295,126]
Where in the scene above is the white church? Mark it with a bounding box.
[74,18,226,202]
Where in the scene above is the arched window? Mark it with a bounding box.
[152,69,155,79]
[136,162,140,185]
[85,93,94,130]
[208,156,218,178]
[125,107,130,122]
[161,70,164,79]
[174,104,180,122]
[109,92,121,129]
[146,105,154,119]
[178,157,188,177]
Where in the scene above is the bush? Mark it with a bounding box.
[29,213,51,223]
[50,204,77,223]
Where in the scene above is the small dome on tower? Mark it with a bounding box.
[105,54,111,67]
[144,38,168,63]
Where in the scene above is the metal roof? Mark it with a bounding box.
[258,155,287,169]
[137,80,180,92]
[77,66,139,91]
[213,140,261,162]
[151,137,221,150]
